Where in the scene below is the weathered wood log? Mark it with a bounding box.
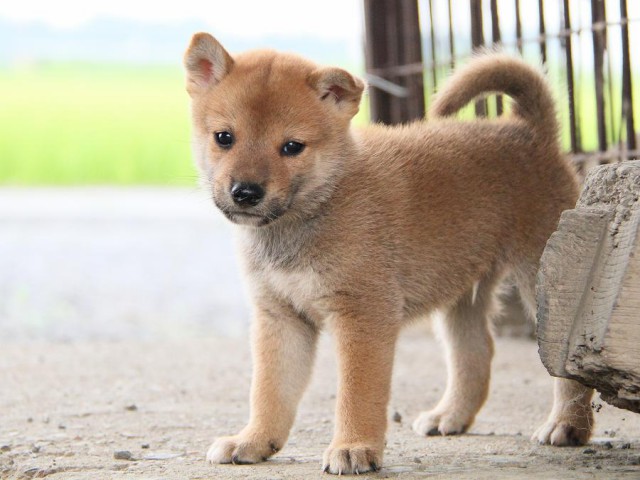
[537,160,640,413]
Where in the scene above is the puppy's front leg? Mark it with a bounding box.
[207,299,318,465]
[323,318,399,475]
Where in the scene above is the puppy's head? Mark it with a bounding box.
[184,33,364,227]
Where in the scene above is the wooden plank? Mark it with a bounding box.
[537,209,612,376]
[597,237,640,410]
[538,160,640,413]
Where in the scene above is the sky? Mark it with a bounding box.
[0,0,365,65]
[0,0,363,40]
[0,0,637,68]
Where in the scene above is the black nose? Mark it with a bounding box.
[230,182,265,207]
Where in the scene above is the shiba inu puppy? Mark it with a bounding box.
[184,33,594,475]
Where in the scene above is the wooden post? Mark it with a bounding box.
[537,160,640,413]
[364,0,425,124]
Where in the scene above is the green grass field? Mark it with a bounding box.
[0,63,196,185]
[0,63,637,185]
[0,63,369,186]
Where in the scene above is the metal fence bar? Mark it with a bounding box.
[364,1,389,122]
[386,2,402,121]
[470,0,487,116]
[428,0,438,93]
[447,0,455,70]
[562,0,580,153]
[515,0,523,54]
[591,0,608,152]
[490,18,638,48]
[538,0,547,64]
[490,0,504,115]
[366,0,638,164]
[620,0,637,152]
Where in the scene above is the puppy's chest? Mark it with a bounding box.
[260,264,328,319]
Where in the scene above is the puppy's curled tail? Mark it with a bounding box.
[429,53,557,136]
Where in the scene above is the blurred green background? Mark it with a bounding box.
[0,1,363,186]
[2,62,636,186]
[0,64,194,185]
[0,1,637,186]
[0,62,370,186]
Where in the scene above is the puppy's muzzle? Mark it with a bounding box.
[230,182,265,207]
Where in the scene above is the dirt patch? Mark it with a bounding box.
[1,333,639,479]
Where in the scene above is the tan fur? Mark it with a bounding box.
[184,33,594,474]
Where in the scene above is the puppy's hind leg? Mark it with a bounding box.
[412,276,499,437]
[515,265,595,446]
[533,378,594,446]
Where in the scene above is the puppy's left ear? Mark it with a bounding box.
[184,32,234,96]
[308,67,365,118]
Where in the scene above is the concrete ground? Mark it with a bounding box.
[1,188,639,479]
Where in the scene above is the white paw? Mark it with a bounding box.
[206,434,280,465]
[412,409,471,436]
[322,443,381,475]
[533,418,592,446]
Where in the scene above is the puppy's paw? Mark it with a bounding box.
[533,416,592,446]
[412,409,471,437]
[206,434,281,465]
[322,443,381,475]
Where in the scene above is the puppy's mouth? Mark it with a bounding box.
[217,204,286,227]
[225,211,275,226]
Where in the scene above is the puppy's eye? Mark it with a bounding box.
[281,141,305,156]
[215,131,234,148]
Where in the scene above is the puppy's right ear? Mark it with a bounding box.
[183,33,234,96]
[307,67,365,118]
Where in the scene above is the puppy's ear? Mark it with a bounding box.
[184,33,234,95]
[308,67,365,117]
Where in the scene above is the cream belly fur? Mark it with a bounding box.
[184,33,596,475]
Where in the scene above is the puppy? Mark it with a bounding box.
[184,33,594,474]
